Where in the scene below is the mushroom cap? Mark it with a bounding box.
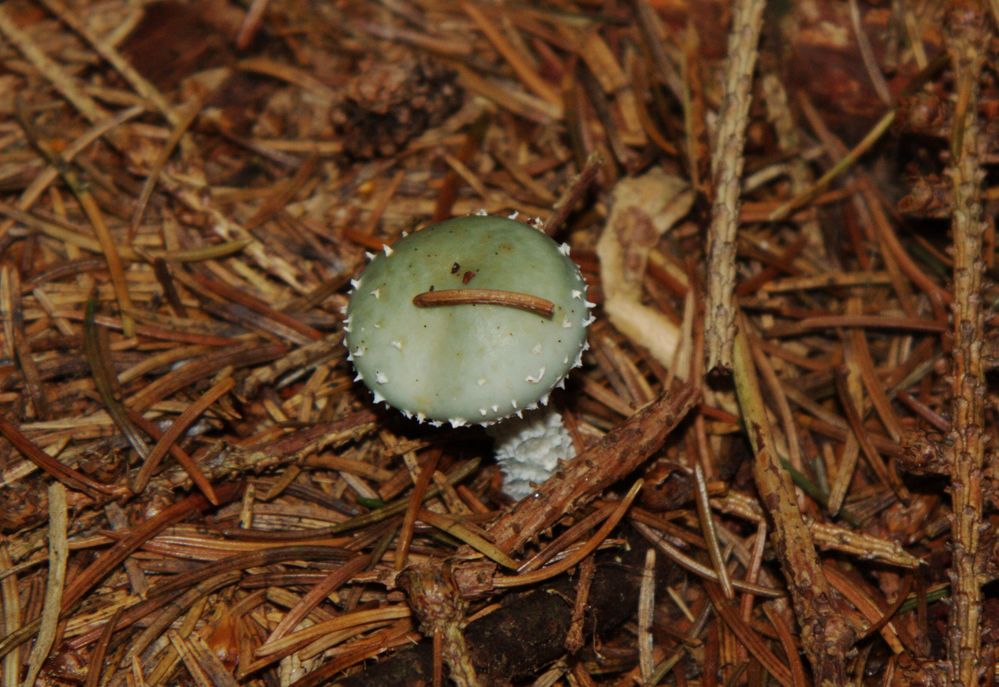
[345,215,590,426]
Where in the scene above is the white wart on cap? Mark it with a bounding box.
[344,215,591,427]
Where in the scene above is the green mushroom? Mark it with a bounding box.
[344,214,593,497]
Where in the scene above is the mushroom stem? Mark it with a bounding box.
[486,406,574,499]
[413,288,556,319]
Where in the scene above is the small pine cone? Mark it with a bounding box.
[332,50,462,159]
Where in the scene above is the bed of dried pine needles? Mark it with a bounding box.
[0,0,996,685]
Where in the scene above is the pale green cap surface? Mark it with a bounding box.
[345,215,590,425]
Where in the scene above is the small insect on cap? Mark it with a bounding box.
[344,215,592,427]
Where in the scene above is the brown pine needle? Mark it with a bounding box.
[262,554,372,647]
[124,408,220,506]
[461,1,562,111]
[692,461,734,599]
[131,376,235,496]
[833,366,909,501]
[417,509,518,570]
[493,479,642,587]
[23,483,68,687]
[395,450,441,572]
[768,109,896,222]
[83,298,151,460]
[823,564,905,654]
[253,606,411,659]
[130,98,202,239]
[631,519,783,598]
[413,288,556,319]
[82,607,123,687]
[705,582,794,687]
[0,417,116,499]
[13,97,137,337]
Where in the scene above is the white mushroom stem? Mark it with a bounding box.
[486,406,575,499]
